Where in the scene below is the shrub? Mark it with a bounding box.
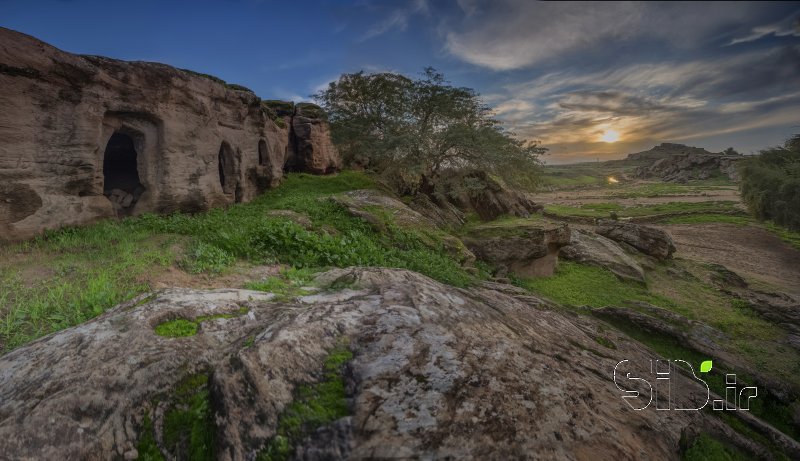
[739,134,800,230]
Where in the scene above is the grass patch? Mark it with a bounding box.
[544,201,742,219]
[136,413,165,461]
[154,319,198,337]
[1,171,478,354]
[162,374,215,461]
[682,433,749,461]
[515,261,674,308]
[258,341,353,461]
[245,267,319,301]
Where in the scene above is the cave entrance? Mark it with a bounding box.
[103,132,144,213]
[258,139,268,166]
[218,141,237,197]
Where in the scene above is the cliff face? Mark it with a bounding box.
[0,28,341,241]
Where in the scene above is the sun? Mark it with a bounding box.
[600,129,620,143]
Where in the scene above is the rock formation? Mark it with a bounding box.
[0,28,341,241]
[626,143,741,183]
[561,228,646,282]
[596,219,677,260]
[462,221,571,277]
[1,267,779,460]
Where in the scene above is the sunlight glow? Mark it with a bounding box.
[607,176,619,184]
[600,129,620,143]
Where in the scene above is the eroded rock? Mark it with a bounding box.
[463,221,571,277]
[596,219,677,259]
[561,229,646,282]
[0,267,768,460]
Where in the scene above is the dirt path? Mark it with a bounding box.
[661,223,800,296]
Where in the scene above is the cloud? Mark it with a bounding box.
[728,14,800,45]
[490,45,800,156]
[443,1,764,70]
[359,0,429,41]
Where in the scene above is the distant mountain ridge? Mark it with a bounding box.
[625,143,741,182]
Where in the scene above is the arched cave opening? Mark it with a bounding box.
[218,141,236,195]
[258,139,268,166]
[103,132,144,212]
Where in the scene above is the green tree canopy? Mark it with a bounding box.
[314,68,545,194]
[739,134,800,230]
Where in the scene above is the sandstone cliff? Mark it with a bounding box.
[0,28,341,241]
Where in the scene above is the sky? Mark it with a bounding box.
[1,0,799,163]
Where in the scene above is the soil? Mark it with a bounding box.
[661,223,800,297]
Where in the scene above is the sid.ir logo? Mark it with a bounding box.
[613,359,758,411]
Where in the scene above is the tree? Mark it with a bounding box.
[314,68,545,195]
[739,134,800,230]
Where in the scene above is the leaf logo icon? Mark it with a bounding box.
[700,360,713,373]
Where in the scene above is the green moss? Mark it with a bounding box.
[257,342,353,461]
[682,433,748,461]
[163,374,215,461]
[515,261,674,308]
[154,309,248,338]
[154,319,198,337]
[544,201,742,219]
[136,413,166,461]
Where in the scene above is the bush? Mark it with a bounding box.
[739,134,800,230]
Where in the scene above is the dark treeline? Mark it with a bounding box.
[739,134,800,230]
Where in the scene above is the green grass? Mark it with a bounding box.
[258,341,353,461]
[136,414,165,461]
[608,182,734,198]
[244,267,319,301]
[162,374,215,461]
[515,261,674,308]
[544,201,743,219]
[153,308,250,338]
[154,319,198,337]
[682,433,748,461]
[0,171,477,354]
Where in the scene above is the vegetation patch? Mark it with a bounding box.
[681,433,748,461]
[245,267,319,301]
[136,413,165,461]
[162,373,216,461]
[258,341,353,461]
[154,318,198,337]
[544,201,743,219]
[515,261,675,308]
[1,171,480,353]
[154,308,249,338]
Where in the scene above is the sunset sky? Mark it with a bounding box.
[2,0,799,163]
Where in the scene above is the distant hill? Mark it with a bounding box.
[624,143,741,183]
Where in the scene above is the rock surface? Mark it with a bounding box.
[596,219,677,260]
[462,221,571,277]
[626,143,741,183]
[0,28,340,241]
[561,229,646,282]
[0,267,764,460]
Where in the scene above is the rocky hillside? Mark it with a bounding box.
[0,267,774,460]
[0,27,341,241]
[626,143,741,183]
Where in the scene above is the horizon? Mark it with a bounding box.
[2,0,799,163]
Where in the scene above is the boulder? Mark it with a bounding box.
[0,28,337,241]
[462,171,543,221]
[0,267,760,460]
[561,229,646,282]
[595,219,676,259]
[462,221,571,277]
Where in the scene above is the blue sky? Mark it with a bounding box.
[2,0,799,163]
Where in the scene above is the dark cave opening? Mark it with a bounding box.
[103,132,144,211]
